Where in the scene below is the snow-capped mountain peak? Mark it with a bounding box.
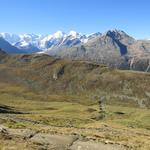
[68,31,80,38]
[53,31,66,39]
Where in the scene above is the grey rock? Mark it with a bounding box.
[70,141,129,150]
[30,133,78,150]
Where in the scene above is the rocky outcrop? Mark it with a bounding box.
[0,125,130,150]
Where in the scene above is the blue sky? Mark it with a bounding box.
[0,0,150,38]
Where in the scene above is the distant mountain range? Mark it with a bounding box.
[0,31,99,52]
[0,29,150,72]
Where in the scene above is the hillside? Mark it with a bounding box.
[0,52,150,108]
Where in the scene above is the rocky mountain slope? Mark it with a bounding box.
[46,30,150,72]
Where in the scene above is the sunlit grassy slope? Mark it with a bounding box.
[0,83,149,150]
